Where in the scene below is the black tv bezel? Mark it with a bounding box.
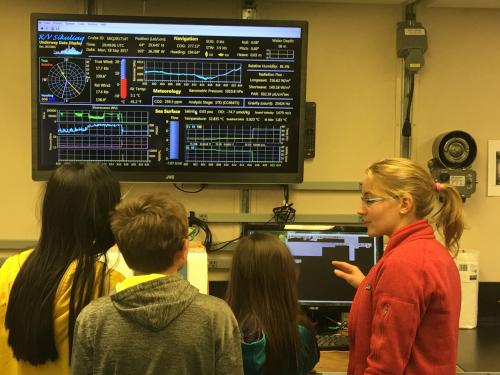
[31,13,308,183]
[243,223,384,307]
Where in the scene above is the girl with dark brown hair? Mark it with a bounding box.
[226,232,319,375]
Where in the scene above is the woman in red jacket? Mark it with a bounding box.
[333,158,464,375]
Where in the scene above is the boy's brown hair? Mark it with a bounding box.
[111,193,188,273]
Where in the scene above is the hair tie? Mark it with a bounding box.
[434,182,442,192]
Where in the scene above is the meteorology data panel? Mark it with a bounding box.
[32,14,307,182]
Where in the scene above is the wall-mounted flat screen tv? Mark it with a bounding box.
[31,13,308,183]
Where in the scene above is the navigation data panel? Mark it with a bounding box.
[32,14,308,182]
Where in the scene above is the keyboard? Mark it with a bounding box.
[316,333,349,351]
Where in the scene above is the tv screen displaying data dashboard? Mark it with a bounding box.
[31,13,308,183]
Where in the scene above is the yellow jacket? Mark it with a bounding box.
[0,249,124,375]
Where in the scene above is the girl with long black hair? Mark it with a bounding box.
[0,163,124,374]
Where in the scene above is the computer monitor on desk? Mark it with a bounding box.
[243,223,383,307]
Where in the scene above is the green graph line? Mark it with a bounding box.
[60,111,126,123]
[187,137,279,141]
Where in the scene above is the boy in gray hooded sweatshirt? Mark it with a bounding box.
[71,193,243,375]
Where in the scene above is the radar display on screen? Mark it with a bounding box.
[32,14,308,183]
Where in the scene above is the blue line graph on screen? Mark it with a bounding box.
[144,61,242,83]
[57,123,147,136]
[56,110,150,163]
[145,67,241,81]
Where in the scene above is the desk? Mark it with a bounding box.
[314,345,492,374]
[314,351,348,373]
[457,323,500,372]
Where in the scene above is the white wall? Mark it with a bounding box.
[415,7,500,281]
[1,0,499,281]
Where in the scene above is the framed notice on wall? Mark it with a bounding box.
[487,140,500,196]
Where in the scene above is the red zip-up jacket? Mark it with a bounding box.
[347,220,461,375]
